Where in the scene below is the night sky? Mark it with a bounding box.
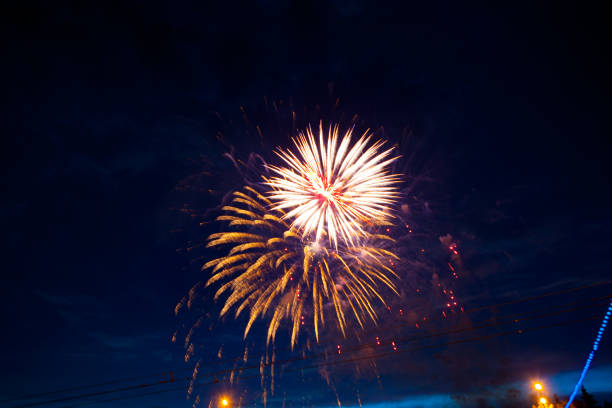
[3,1,612,407]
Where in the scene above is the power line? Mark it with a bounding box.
[332,295,611,357]
[0,372,179,405]
[177,281,612,380]
[10,281,605,406]
[64,315,599,408]
[294,316,601,374]
[156,301,607,390]
[464,280,611,314]
[8,377,183,408]
[10,299,603,408]
[6,285,608,406]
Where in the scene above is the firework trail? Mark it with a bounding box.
[203,186,400,349]
[266,123,401,248]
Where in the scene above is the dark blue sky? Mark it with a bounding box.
[2,1,611,407]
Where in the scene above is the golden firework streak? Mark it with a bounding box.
[204,187,399,348]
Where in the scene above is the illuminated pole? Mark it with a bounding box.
[564,300,612,408]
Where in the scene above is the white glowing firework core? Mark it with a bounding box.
[267,123,401,247]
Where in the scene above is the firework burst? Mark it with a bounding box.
[203,187,399,348]
[266,123,401,248]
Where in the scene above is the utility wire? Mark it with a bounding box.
[10,301,603,408]
[8,281,606,405]
[63,315,599,408]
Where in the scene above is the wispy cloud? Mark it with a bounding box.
[323,394,457,408]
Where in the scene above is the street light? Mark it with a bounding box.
[532,382,549,408]
[220,397,229,407]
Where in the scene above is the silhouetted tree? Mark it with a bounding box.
[580,386,602,408]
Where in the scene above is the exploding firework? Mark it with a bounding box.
[203,186,400,348]
[266,123,401,248]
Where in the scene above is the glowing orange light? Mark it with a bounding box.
[539,397,547,404]
[221,398,229,406]
[534,382,543,391]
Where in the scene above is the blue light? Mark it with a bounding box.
[565,300,612,408]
